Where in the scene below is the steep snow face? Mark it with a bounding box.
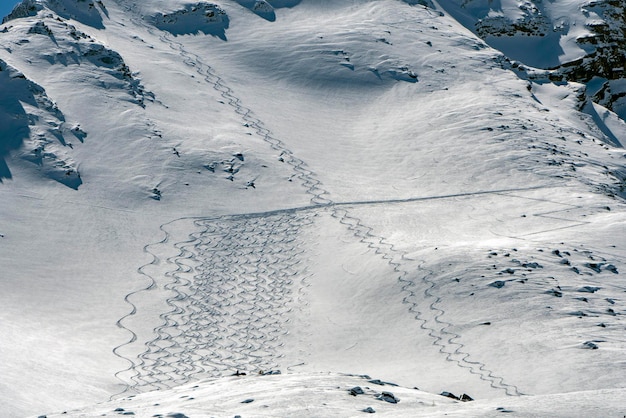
[0,0,625,417]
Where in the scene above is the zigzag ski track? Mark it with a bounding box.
[109,0,524,399]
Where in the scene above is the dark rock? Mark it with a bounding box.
[582,341,599,349]
[578,286,600,293]
[460,393,474,402]
[585,263,603,273]
[367,379,398,386]
[241,398,254,404]
[363,407,376,413]
[349,386,365,396]
[545,289,562,297]
[440,391,459,400]
[496,407,514,413]
[377,391,399,403]
[522,262,542,269]
[489,280,506,288]
[260,370,281,375]
[605,264,619,274]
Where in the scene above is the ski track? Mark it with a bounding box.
[110,1,524,398]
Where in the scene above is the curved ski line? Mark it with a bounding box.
[110,225,168,399]
[331,207,523,396]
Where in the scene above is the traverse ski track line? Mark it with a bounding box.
[490,191,593,239]
[108,1,524,398]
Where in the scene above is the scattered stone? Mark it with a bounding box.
[377,391,399,404]
[460,393,474,402]
[349,386,365,396]
[522,262,542,269]
[241,398,254,404]
[559,258,571,265]
[489,280,506,288]
[260,370,281,375]
[496,407,514,413]
[367,379,398,386]
[585,262,603,273]
[582,341,599,349]
[114,409,125,413]
[440,391,459,400]
[578,286,600,293]
[501,268,515,275]
[572,266,580,274]
[605,264,619,274]
[606,298,616,305]
[606,308,616,316]
[480,321,491,325]
[545,289,562,297]
[362,406,376,413]
[598,323,606,328]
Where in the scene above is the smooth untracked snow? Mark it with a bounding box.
[0,0,624,417]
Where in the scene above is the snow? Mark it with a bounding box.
[0,0,624,417]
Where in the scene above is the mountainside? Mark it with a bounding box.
[439,0,626,120]
[0,1,624,417]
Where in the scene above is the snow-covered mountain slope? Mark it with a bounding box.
[0,0,624,417]
[437,0,626,120]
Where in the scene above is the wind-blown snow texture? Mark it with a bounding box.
[0,0,624,417]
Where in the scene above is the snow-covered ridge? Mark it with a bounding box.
[3,0,108,28]
[151,3,229,38]
[36,371,626,417]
